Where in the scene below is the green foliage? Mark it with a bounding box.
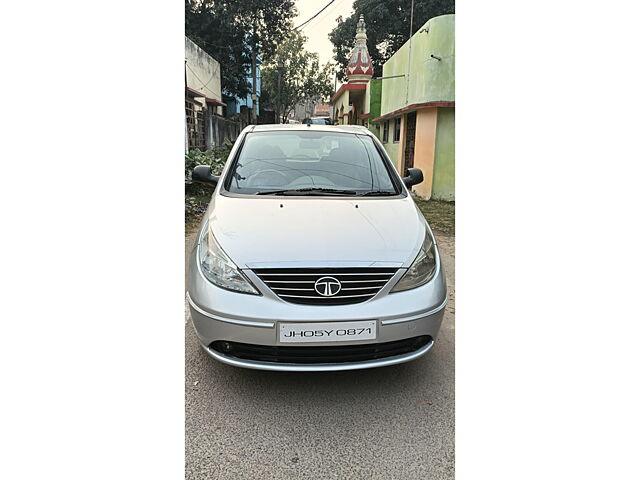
[329,0,455,81]
[185,0,297,98]
[185,140,233,220]
[185,144,228,181]
[185,140,233,207]
[228,0,297,60]
[261,30,335,123]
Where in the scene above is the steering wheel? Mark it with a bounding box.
[246,169,289,187]
[288,175,335,188]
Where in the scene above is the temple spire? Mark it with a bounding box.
[346,14,373,82]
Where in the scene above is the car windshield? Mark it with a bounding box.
[225,131,399,196]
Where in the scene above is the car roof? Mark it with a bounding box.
[247,124,373,136]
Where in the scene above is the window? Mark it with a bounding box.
[393,118,401,142]
[382,120,389,143]
[302,117,332,125]
[185,98,206,151]
[225,131,398,196]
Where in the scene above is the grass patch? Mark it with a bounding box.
[185,193,212,234]
[412,196,455,236]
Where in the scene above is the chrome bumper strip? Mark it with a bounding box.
[380,298,448,325]
[186,292,275,328]
[187,292,446,329]
[202,338,435,372]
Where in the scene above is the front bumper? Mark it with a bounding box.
[187,239,447,372]
[201,336,436,372]
[186,288,446,371]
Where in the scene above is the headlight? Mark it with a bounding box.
[391,232,437,292]
[198,224,259,295]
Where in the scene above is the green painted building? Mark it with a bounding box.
[370,14,455,201]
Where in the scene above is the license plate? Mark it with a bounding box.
[279,320,377,343]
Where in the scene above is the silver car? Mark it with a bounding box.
[187,124,447,371]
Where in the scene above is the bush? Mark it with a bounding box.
[185,140,233,184]
[185,140,235,223]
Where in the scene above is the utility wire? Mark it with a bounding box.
[192,37,240,51]
[186,63,218,91]
[297,0,346,32]
[294,0,336,30]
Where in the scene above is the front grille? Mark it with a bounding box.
[252,267,399,305]
[210,336,432,364]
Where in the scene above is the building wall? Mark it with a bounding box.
[396,115,406,171]
[224,66,261,116]
[380,114,406,171]
[314,104,331,116]
[293,98,315,121]
[383,133,400,168]
[333,90,350,125]
[209,115,242,147]
[431,107,455,200]
[185,37,222,110]
[412,108,439,198]
[367,80,382,138]
[373,14,454,200]
[368,79,382,122]
[363,83,371,117]
[379,14,454,116]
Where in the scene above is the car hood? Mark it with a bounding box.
[207,195,426,268]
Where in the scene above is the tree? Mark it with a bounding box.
[185,0,296,104]
[261,31,334,124]
[185,1,250,98]
[329,0,455,82]
[226,0,296,123]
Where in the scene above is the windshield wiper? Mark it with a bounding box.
[357,190,398,196]
[256,187,357,196]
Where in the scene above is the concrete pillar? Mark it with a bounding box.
[396,115,406,172]
[412,108,438,199]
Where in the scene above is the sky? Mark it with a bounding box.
[292,0,356,68]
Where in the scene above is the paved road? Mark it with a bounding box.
[185,232,455,480]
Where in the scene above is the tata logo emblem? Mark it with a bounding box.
[314,276,342,297]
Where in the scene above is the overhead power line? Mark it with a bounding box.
[297,0,346,32]
[185,63,218,91]
[294,0,336,30]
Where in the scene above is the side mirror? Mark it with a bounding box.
[192,165,219,186]
[402,168,424,188]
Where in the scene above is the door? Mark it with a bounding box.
[403,111,417,174]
